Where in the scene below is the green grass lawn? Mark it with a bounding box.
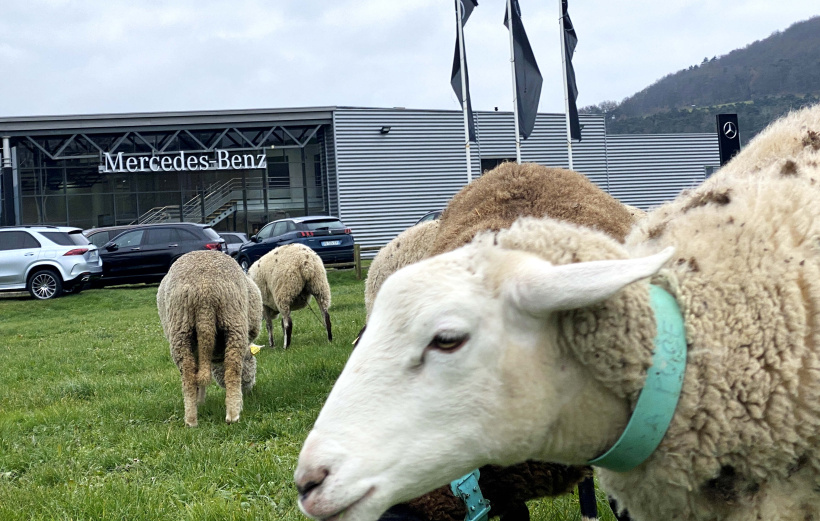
[0,269,616,521]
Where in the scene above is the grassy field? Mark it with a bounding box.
[0,269,616,521]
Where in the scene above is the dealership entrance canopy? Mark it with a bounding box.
[0,106,720,249]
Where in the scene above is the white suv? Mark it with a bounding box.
[0,226,103,300]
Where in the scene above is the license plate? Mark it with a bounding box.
[321,240,341,246]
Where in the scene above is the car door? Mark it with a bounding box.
[172,226,206,258]
[0,231,42,287]
[142,227,188,275]
[100,229,146,278]
[268,221,288,246]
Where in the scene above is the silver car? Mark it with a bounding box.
[0,226,103,300]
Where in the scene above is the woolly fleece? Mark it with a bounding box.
[365,219,439,318]
[157,250,263,426]
[248,243,332,348]
[484,103,820,520]
[430,162,636,256]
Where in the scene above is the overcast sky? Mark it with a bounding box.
[0,1,817,118]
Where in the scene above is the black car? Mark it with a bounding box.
[83,225,140,248]
[97,223,225,286]
[235,216,354,271]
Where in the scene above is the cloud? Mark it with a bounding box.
[0,0,817,117]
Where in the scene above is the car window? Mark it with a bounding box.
[112,230,144,248]
[146,228,174,245]
[221,234,240,244]
[303,219,344,231]
[40,231,90,246]
[257,223,274,240]
[202,227,220,240]
[286,222,296,232]
[0,231,41,251]
[174,228,200,241]
[272,222,288,236]
[88,232,111,248]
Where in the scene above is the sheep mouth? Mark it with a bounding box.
[309,486,376,521]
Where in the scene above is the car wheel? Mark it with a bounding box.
[239,256,251,273]
[28,269,63,300]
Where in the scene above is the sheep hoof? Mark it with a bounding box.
[185,417,198,428]
[226,411,240,424]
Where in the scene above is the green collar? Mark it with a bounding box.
[587,284,687,472]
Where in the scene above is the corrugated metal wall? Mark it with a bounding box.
[332,108,479,248]
[320,124,340,217]
[605,133,719,209]
[332,108,720,253]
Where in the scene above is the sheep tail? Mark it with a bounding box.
[195,307,217,389]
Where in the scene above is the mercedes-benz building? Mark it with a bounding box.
[0,106,719,249]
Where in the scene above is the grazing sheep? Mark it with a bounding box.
[157,250,262,427]
[295,104,820,521]
[248,243,332,349]
[364,164,643,521]
[429,161,636,257]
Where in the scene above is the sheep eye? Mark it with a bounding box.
[429,334,468,352]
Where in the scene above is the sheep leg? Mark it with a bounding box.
[194,311,216,400]
[223,329,245,424]
[323,309,332,342]
[263,305,277,348]
[172,332,199,427]
[282,309,292,349]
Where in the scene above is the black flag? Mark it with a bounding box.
[451,0,478,142]
[504,0,543,140]
[562,0,581,141]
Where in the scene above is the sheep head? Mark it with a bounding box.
[295,239,674,521]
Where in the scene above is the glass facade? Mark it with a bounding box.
[12,124,330,235]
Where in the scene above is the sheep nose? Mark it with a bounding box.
[295,466,329,498]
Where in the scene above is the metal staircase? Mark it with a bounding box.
[133,178,264,226]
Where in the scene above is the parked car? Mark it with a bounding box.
[0,225,103,299]
[235,216,354,271]
[218,232,250,258]
[415,209,443,225]
[83,225,140,248]
[97,222,225,286]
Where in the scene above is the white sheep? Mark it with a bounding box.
[157,250,262,427]
[248,243,332,349]
[294,103,820,521]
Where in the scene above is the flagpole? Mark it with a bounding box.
[456,1,473,183]
[559,0,574,170]
[506,0,522,164]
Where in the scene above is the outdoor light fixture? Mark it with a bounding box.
[380,126,391,134]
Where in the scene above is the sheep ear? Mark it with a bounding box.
[506,247,675,314]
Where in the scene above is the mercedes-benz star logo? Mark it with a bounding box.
[723,122,738,140]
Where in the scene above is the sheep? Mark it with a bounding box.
[157,250,262,427]
[363,163,643,521]
[294,103,820,521]
[365,219,439,318]
[248,243,332,349]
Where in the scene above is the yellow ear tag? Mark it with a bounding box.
[250,344,262,356]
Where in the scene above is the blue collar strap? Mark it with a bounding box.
[586,284,687,473]
[450,469,491,521]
